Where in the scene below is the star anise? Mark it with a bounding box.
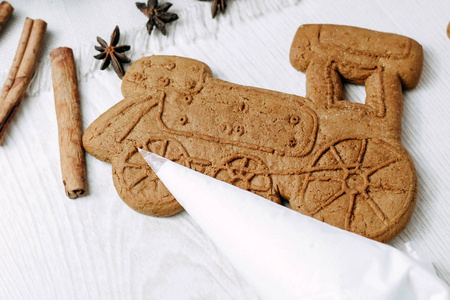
[136,0,179,36]
[94,26,131,79]
[198,0,227,18]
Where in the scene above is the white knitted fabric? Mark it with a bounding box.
[0,0,299,96]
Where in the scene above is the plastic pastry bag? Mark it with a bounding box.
[139,149,450,300]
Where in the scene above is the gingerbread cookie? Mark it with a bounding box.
[83,24,423,242]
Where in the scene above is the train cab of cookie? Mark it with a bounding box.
[290,24,423,141]
[82,24,423,243]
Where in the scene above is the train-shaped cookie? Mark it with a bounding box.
[83,25,423,242]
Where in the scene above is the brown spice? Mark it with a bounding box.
[0,18,47,144]
[94,26,131,79]
[0,1,13,32]
[447,22,450,38]
[50,47,87,199]
[136,0,178,35]
[198,0,227,18]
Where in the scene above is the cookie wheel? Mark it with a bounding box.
[210,154,280,203]
[296,138,416,242]
[112,136,190,217]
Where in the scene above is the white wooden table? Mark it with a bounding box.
[1,0,449,299]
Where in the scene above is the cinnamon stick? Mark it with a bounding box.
[0,18,47,144]
[0,1,13,32]
[447,22,450,39]
[50,47,87,199]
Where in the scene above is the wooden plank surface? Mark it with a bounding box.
[0,0,449,299]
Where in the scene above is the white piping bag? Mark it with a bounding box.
[139,149,450,300]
